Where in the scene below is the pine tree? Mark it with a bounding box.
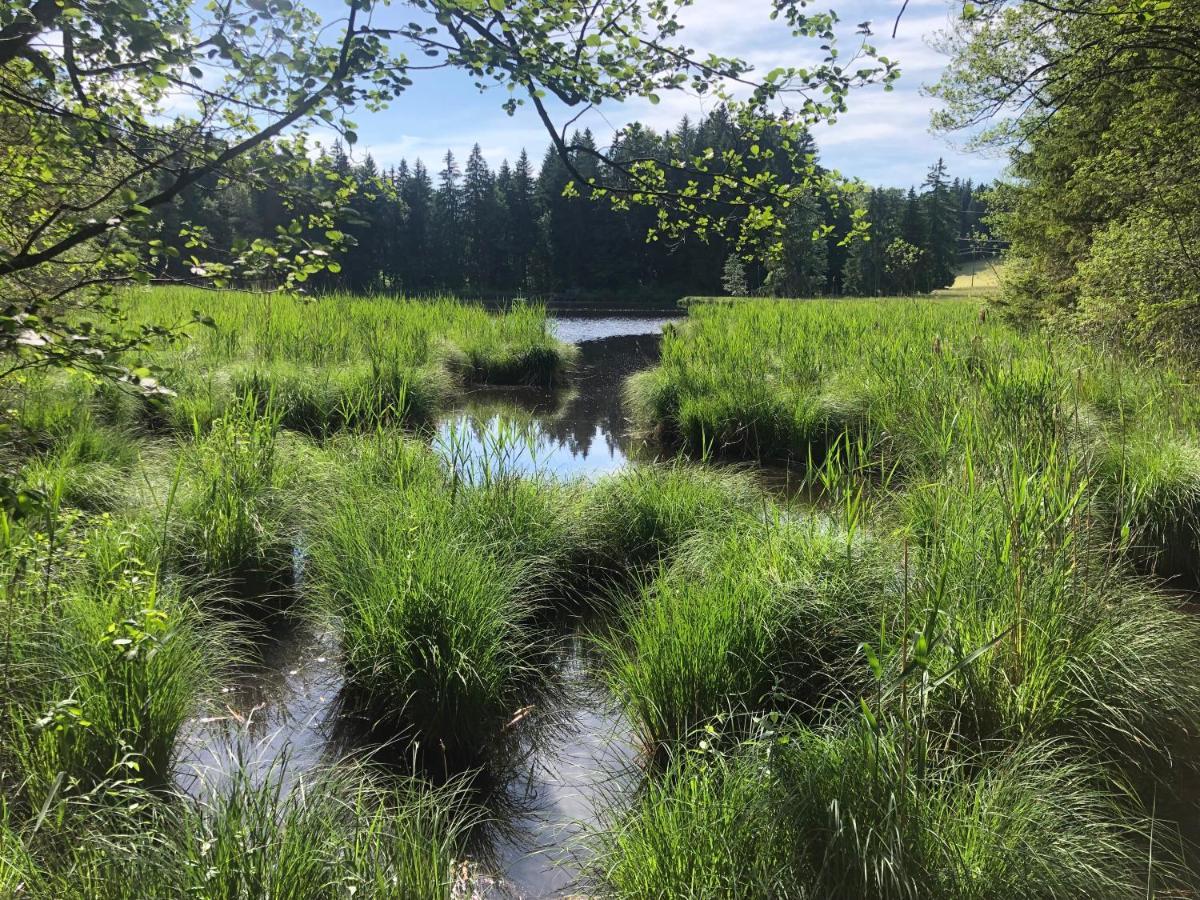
[462,144,501,289]
[765,192,829,297]
[722,254,749,295]
[503,150,539,291]
[922,158,957,290]
[432,150,463,288]
[400,159,436,292]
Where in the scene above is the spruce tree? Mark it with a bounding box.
[922,158,958,290]
[722,254,749,295]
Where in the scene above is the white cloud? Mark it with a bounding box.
[349,0,1003,188]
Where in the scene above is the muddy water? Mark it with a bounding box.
[178,312,680,898]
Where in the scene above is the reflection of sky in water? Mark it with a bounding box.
[176,617,342,799]
[437,317,679,480]
[436,413,630,483]
[550,313,678,345]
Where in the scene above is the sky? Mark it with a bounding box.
[320,0,1008,189]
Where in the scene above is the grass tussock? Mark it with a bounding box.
[0,765,468,899]
[580,462,762,574]
[604,513,897,753]
[1,517,215,807]
[169,393,297,591]
[598,726,1148,900]
[306,437,581,771]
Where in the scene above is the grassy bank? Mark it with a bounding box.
[0,289,577,895]
[5,287,574,445]
[628,297,1200,579]
[596,295,1200,896]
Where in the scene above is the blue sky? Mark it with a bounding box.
[320,0,1007,189]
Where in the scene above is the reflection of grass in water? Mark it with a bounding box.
[434,374,663,484]
[437,410,557,485]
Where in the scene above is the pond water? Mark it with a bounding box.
[178,312,680,898]
[436,315,677,482]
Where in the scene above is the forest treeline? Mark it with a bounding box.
[155,109,993,300]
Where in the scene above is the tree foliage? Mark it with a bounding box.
[931,0,1200,352]
[0,0,904,382]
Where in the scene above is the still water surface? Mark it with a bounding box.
[179,313,680,898]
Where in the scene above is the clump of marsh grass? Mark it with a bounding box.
[448,475,587,601]
[1,518,215,807]
[230,361,451,436]
[900,445,1200,779]
[771,723,1150,900]
[16,418,140,514]
[442,300,576,389]
[1095,426,1200,584]
[596,725,1153,900]
[604,513,896,754]
[308,450,559,772]
[580,462,762,576]
[170,393,295,590]
[604,564,779,753]
[0,763,469,899]
[110,288,574,436]
[593,744,793,898]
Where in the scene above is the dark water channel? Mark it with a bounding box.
[178,312,680,898]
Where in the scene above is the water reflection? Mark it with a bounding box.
[550,313,678,344]
[482,637,637,899]
[176,615,342,797]
[438,327,672,480]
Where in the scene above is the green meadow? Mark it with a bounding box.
[2,289,1200,897]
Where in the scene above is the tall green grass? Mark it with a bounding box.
[0,764,468,899]
[604,512,898,754]
[600,297,1200,895]
[6,290,1200,896]
[628,299,1200,570]
[169,393,296,589]
[598,724,1151,900]
[306,436,578,772]
[597,717,1158,899]
[1,517,215,807]
[900,445,1200,776]
[125,288,574,433]
[580,462,763,575]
